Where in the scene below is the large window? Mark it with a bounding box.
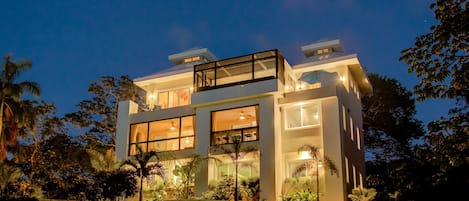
[211,105,259,145]
[285,103,320,129]
[128,116,195,155]
[155,87,191,109]
[210,152,260,181]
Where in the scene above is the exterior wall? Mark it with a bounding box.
[322,96,346,201]
[192,79,279,106]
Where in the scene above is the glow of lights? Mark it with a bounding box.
[340,76,345,82]
[299,151,312,160]
[295,102,306,106]
[170,121,176,130]
[314,113,319,119]
[184,137,191,144]
[318,162,323,168]
[149,93,155,99]
[239,111,246,120]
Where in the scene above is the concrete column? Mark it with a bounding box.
[116,100,138,160]
[259,96,276,201]
[194,107,211,195]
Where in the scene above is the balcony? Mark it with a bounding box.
[194,49,285,92]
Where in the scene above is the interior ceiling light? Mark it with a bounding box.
[239,111,246,120]
[170,121,176,130]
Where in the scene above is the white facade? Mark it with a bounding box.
[116,40,372,201]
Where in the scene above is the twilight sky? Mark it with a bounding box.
[0,0,453,125]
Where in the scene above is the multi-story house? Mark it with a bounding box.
[116,39,372,201]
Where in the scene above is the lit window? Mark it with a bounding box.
[350,116,354,140]
[128,116,196,155]
[359,172,363,188]
[285,103,320,129]
[211,105,259,145]
[352,165,357,188]
[183,56,202,63]
[357,127,361,150]
[342,105,347,133]
[345,157,349,183]
[156,87,191,109]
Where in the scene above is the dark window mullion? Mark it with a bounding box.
[146,122,150,152]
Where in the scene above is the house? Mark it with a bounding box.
[116,39,372,201]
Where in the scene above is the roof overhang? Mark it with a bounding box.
[348,64,372,95]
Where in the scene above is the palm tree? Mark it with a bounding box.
[173,154,221,199]
[295,144,338,201]
[0,55,40,160]
[211,134,258,201]
[87,148,122,172]
[348,187,377,201]
[0,161,23,197]
[121,145,170,201]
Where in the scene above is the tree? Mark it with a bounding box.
[65,75,145,150]
[0,161,23,197]
[173,154,220,199]
[400,0,468,103]
[210,134,258,201]
[121,145,169,201]
[87,148,122,172]
[400,1,469,200]
[347,188,377,201]
[0,55,40,160]
[294,145,337,201]
[361,73,424,161]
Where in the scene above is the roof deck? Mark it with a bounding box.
[193,49,285,92]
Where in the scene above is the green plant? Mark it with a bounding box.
[348,187,377,201]
[294,145,338,201]
[172,154,221,199]
[283,189,317,201]
[210,134,258,201]
[121,145,171,201]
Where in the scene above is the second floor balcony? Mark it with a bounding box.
[194,49,285,92]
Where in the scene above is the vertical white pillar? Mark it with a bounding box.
[116,100,138,160]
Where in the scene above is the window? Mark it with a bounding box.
[357,127,361,150]
[359,172,363,188]
[345,157,350,184]
[285,103,320,129]
[157,87,191,109]
[352,165,357,188]
[342,105,347,133]
[211,105,258,145]
[183,56,202,63]
[350,115,354,140]
[128,116,196,155]
[211,152,260,181]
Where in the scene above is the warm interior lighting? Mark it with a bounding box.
[299,151,312,160]
[239,111,246,120]
[340,76,345,82]
[170,121,176,130]
[314,113,319,119]
[318,161,323,168]
[149,93,155,99]
[184,137,191,144]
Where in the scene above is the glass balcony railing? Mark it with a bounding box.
[194,49,285,92]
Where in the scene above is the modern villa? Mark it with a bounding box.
[116,39,372,201]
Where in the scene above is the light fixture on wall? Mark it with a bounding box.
[170,121,176,130]
[239,111,246,120]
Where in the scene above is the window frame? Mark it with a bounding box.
[284,103,321,130]
[128,115,196,156]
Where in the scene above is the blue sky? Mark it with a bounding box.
[0,0,453,125]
